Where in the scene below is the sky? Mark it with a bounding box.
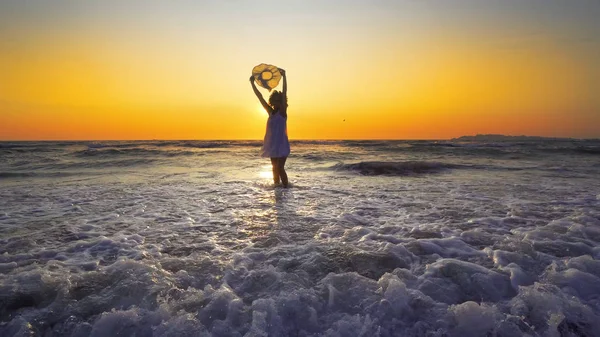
[1,0,599,140]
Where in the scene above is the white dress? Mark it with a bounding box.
[261,111,290,158]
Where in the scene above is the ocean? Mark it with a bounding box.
[1,139,600,336]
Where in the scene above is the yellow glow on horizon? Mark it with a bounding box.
[1,2,599,140]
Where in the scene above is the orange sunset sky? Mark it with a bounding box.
[1,1,599,140]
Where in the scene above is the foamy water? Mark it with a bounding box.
[1,139,600,336]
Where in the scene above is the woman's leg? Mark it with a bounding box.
[277,157,288,187]
[270,157,280,185]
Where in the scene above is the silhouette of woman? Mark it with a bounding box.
[250,68,290,187]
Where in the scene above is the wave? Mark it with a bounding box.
[75,148,200,158]
[3,158,160,172]
[330,161,554,176]
[0,157,157,177]
[0,171,83,179]
[83,141,262,151]
[409,141,461,148]
[298,153,327,161]
[178,140,262,148]
[0,142,74,149]
[0,172,37,178]
[0,141,262,155]
[340,140,394,148]
[538,146,600,156]
[3,140,600,162]
[60,158,158,169]
[391,141,600,158]
[0,146,64,154]
[333,161,460,176]
[574,147,600,155]
[409,145,516,157]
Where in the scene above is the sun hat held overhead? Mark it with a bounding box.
[252,63,282,91]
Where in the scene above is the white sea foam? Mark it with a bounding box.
[1,140,599,336]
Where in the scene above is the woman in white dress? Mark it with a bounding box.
[249,68,290,187]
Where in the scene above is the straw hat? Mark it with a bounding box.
[252,63,282,91]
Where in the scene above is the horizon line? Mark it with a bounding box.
[0,136,597,142]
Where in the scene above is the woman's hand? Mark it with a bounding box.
[279,68,286,76]
[249,75,255,82]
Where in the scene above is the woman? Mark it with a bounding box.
[249,68,290,187]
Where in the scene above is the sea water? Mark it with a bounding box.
[1,139,599,336]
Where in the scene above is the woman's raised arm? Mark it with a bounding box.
[250,75,272,114]
[279,69,287,117]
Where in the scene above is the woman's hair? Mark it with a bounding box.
[268,90,287,107]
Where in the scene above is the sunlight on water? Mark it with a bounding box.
[258,164,272,179]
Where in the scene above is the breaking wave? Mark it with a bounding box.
[333,161,460,176]
[74,148,200,158]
